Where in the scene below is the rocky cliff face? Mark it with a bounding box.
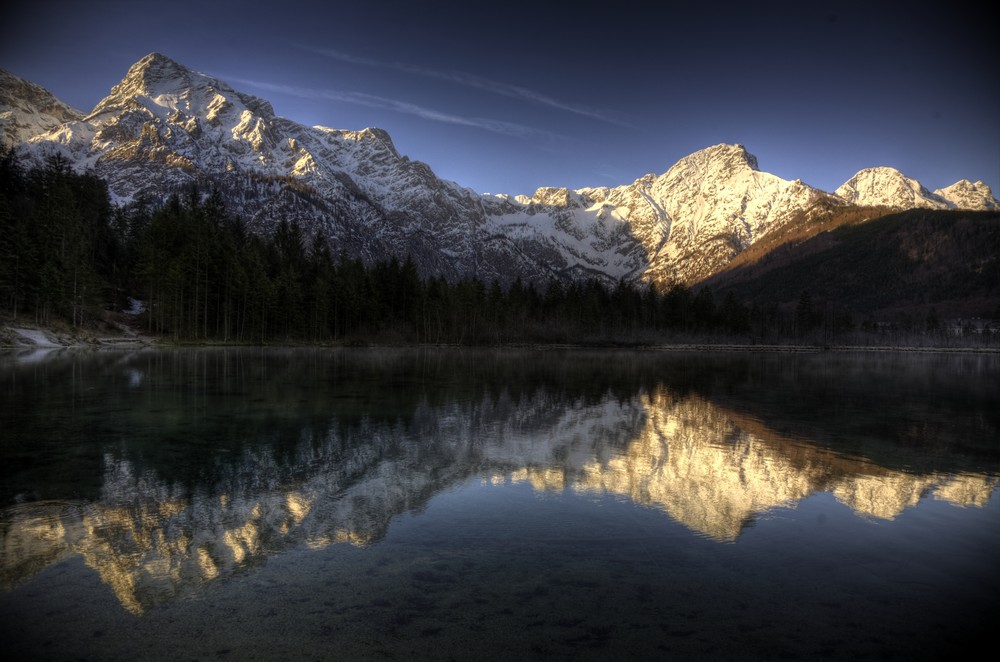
[5,53,998,287]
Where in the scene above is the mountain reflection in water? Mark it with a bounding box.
[2,348,997,617]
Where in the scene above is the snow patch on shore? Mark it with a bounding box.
[10,327,61,347]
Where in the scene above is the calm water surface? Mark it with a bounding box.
[1,348,997,660]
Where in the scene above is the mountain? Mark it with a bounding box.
[4,53,998,288]
[4,55,512,282]
[0,69,82,149]
[934,179,999,211]
[577,144,839,284]
[835,166,998,211]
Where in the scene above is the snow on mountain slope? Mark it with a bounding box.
[483,191,648,282]
[0,69,83,150]
[6,53,997,288]
[835,167,999,212]
[934,180,999,211]
[8,53,650,284]
[489,145,843,285]
[834,167,946,209]
[15,54,505,279]
[490,143,840,286]
[593,144,838,285]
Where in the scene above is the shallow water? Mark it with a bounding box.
[1,348,997,659]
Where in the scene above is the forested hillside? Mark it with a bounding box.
[706,209,1000,323]
[0,150,746,344]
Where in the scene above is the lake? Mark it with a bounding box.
[1,347,997,660]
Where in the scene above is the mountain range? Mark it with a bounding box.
[2,53,997,289]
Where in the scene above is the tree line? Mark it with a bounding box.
[2,151,987,346]
[0,151,120,327]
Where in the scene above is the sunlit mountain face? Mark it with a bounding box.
[2,349,997,618]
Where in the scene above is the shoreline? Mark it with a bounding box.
[3,326,999,356]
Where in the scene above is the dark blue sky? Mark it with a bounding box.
[3,1,997,197]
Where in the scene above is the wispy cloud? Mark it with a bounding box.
[230,77,562,142]
[306,47,634,129]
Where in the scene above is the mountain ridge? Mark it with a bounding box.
[3,53,997,288]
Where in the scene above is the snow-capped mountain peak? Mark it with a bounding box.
[89,53,275,122]
[115,52,191,95]
[671,142,760,174]
[637,143,836,282]
[481,143,841,285]
[834,166,999,211]
[834,166,946,209]
[934,179,999,211]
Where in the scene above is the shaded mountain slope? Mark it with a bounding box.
[704,209,1000,318]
